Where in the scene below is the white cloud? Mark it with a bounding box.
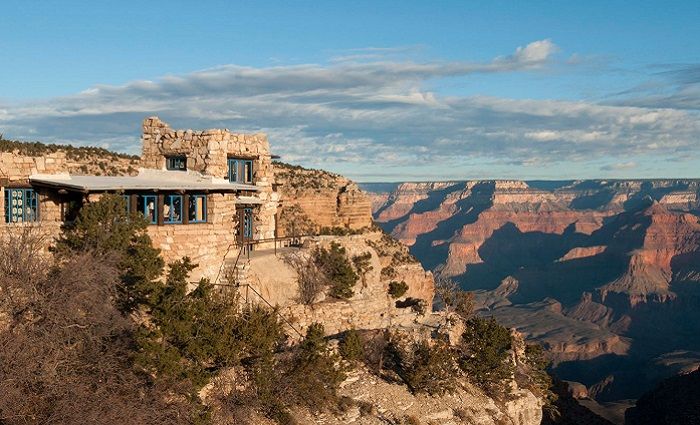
[0,40,698,179]
[600,161,637,171]
[511,39,559,64]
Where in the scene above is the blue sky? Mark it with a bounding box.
[1,1,699,181]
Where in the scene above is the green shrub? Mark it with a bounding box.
[523,343,556,403]
[54,193,164,312]
[313,242,358,299]
[230,323,345,423]
[388,281,409,298]
[457,316,514,395]
[388,338,458,396]
[395,297,427,315]
[136,258,286,388]
[352,252,373,286]
[0,138,138,161]
[339,328,365,362]
[285,323,346,411]
[435,276,474,320]
[380,266,397,280]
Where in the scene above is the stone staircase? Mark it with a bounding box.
[221,257,251,287]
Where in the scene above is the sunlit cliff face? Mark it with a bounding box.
[365,179,700,403]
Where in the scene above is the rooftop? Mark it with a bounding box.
[29,169,259,193]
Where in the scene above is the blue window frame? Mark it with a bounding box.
[137,195,157,224]
[228,158,239,182]
[164,194,183,224]
[166,156,187,171]
[243,207,253,238]
[122,195,130,214]
[243,160,253,183]
[4,188,39,223]
[188,194,207,223]
[228,158,254,183]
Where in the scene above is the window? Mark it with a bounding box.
[188,194,207,223]
[166,156,187,171]
[228,158,254,184]
[163,194,183,224]
[228,158,238,182]
[243,207,253,238]
[4,188,39,223]
[137,194,157,224]
[122,195,130,214]
[243,160,253,183]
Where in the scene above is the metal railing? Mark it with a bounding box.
[211,280,303,338]
[214,234,316,285]
[209,234,321,337]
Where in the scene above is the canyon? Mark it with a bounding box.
[364,179,700,421]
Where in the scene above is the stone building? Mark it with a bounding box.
[0,117,280,281]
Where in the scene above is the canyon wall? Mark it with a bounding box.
[364,179,700,415]
[273,163,373,233]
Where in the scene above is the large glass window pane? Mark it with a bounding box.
[137,194,157,224]
[122,195,130,214]
[243,160,253,183]
[228,158,238,182]
[164,194,182,224]
[228,158,255,184]
[188,194,207,223]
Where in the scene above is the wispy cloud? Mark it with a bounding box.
[609,63,700,110]
[0,40,698,180]
[600,161,637,171]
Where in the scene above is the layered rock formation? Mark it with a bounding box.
[365,179,700,420]
[274,162,373,233]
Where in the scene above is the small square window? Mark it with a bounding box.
[4,188,39,223]
[166,156,187,171]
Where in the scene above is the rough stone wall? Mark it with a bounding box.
[141,117,278,240]
[273,163,373,233]
[147,193,238,283]
[0,149,138,182]
[0,148,139,245]
[0,188,65,240]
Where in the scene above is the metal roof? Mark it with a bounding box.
[29,169,259,193]
[235,196,264,205]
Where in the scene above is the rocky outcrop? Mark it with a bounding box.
[0,139,139,184]
[294,366,543,425]
[625,367,700,425]
[274,163,373,232]
[246,232,434,336]
[364,179,700,413]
